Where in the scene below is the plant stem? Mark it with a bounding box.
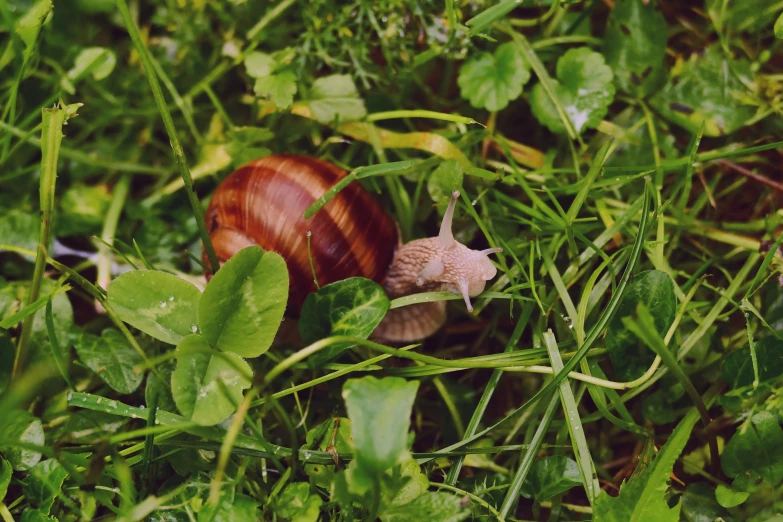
[96,173,131,292]
[14,102,70,379]
[115,0,220,274]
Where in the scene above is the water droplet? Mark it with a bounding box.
[190,324,199,333]
[168,295,174,301]
[82,397,87,402]
[160,301,167,308]
[131,414,137,419]
[96,398,103,404]
[306,231,312,237]
[67,392,73,401]
[139,405,145,410]
[303,451,311,460]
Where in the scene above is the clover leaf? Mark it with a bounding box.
[530,47,615,135]
[457,41,530,112]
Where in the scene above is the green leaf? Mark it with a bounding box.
[70,47,116,80]
[384,457,430,508]
[680,483,734,522]
[593,405,701,522]
[304,417,353,488]
[19,509,56,522]
[342,376,419,475]
[108,270,201,345]
[254,70,297,110]
[605,270,676,380]
[196,493,259,522]
[58,184,112,236]
[30,280,73,365]
[530,47,615,134]
[22,459,68,515]
[427,160,464,205]
[198,246,288,357]
[649,45,754,136]
[380,492,470,522]
[273,482,323,522]
[0,409,45,471]
[145,361,177,414]
[171,334,252,426]
[520,456,583,502]
[721,411,783,485]
[227,126,273,167]
[15,0,52,55]
[0,209,41,258]
[300,277,390,365]
[776,12,783,38]
[0,334,10,395]
[74,329,144,394]
[721,336,783,389]
[0,458,11,501]
[244,51,274,78]
[457,41,531,112]
[305,74,367,124]
[602,0,668,96]
[715,484,749,508]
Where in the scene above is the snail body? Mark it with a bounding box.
[204,154,501,342]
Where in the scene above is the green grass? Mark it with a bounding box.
[1,0,783,521]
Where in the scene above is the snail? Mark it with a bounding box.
[203,154,502,342]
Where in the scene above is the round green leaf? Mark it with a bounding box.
[715,484,749,508]
[721,411,783,485]
[427,160,464,205]
[107,270,201,345]
[776,12,783,38]
[171,334,252,426]
[69,47,116,81]
[244,51,274,79]
[457,41,530,112]
[605,270,676,380]
[602,0,668,96]
[299,277,390,365]
[342,376,419,475]
[198,246,288,357]
[0,409,44,471]
[74,329,144,394]
[530,47,615,135]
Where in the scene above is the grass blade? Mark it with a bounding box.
[115,0,220,274]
